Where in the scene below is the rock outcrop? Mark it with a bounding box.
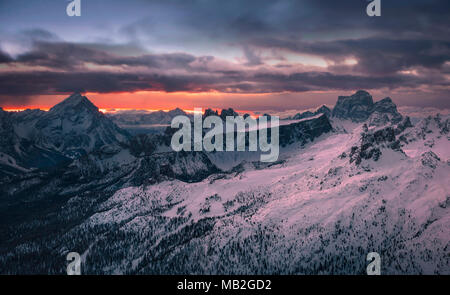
[332,90,402,125]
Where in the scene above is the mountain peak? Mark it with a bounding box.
[332,91,403,125]
[354,90,371,97]
[50,93,98,114]
[220,108,239,120]
[379,97,393,103]
[315,105,332,117]
[168,107,186,116]
[33,92,129,156]
[332,90,374,122]
[63,92,84,102]
[63,92,91,105]
[291,105,331,120]
[203,108,219,118]
[369,96,403,125]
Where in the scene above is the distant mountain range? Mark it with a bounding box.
[0,90,448,274]
[106,108,189,126]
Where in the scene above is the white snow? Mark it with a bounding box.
[80,115,450,274]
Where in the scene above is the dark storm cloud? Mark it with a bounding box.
[117,0,450,75]
[10,41,198,71]
[251,71,443,92]
[252,37,450,75]
[13,36,448,78]
[0,71,221,96]
[122,0,450,42]
[0,37,448,101]
[0,0,449,104]
[0,67,445,102]
[13,42,109,70]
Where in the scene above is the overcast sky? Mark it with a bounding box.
[0,0,449,111]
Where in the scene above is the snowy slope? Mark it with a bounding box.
[78,114,449,274]
[400,114,450,161]
[0,91,448,275]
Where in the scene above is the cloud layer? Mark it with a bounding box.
[0,0,449,107]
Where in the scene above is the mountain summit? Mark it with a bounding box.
[332,90,402,125]
[49,92,98,114]
[0,93,130,170]
[332,90,374,122]
[33,93,129,158]
[368,97,403,125]
[292,105,332,120]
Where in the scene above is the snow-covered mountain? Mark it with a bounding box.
[0,90,448,274]
[0,107,70,175]
[33,93,130,158]
[106,108,191,135]
[83,121,448,274]
[107,108,190,126]
[0,93,130,175]
[332,90,403,126]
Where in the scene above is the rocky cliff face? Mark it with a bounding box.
[129,151,220,185]
[332,90,374,122]
[280,114,333,147]
[349,126,401,165]
[368,97,403,126]
[332,90,402,126]
[0,108,71,175]
[395,116,413,135]
[34,93,130,158]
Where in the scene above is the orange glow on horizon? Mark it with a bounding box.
[4,106,256,116]
[2,91,269,114]
[85,91,269,115]
[3,107,50,112]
